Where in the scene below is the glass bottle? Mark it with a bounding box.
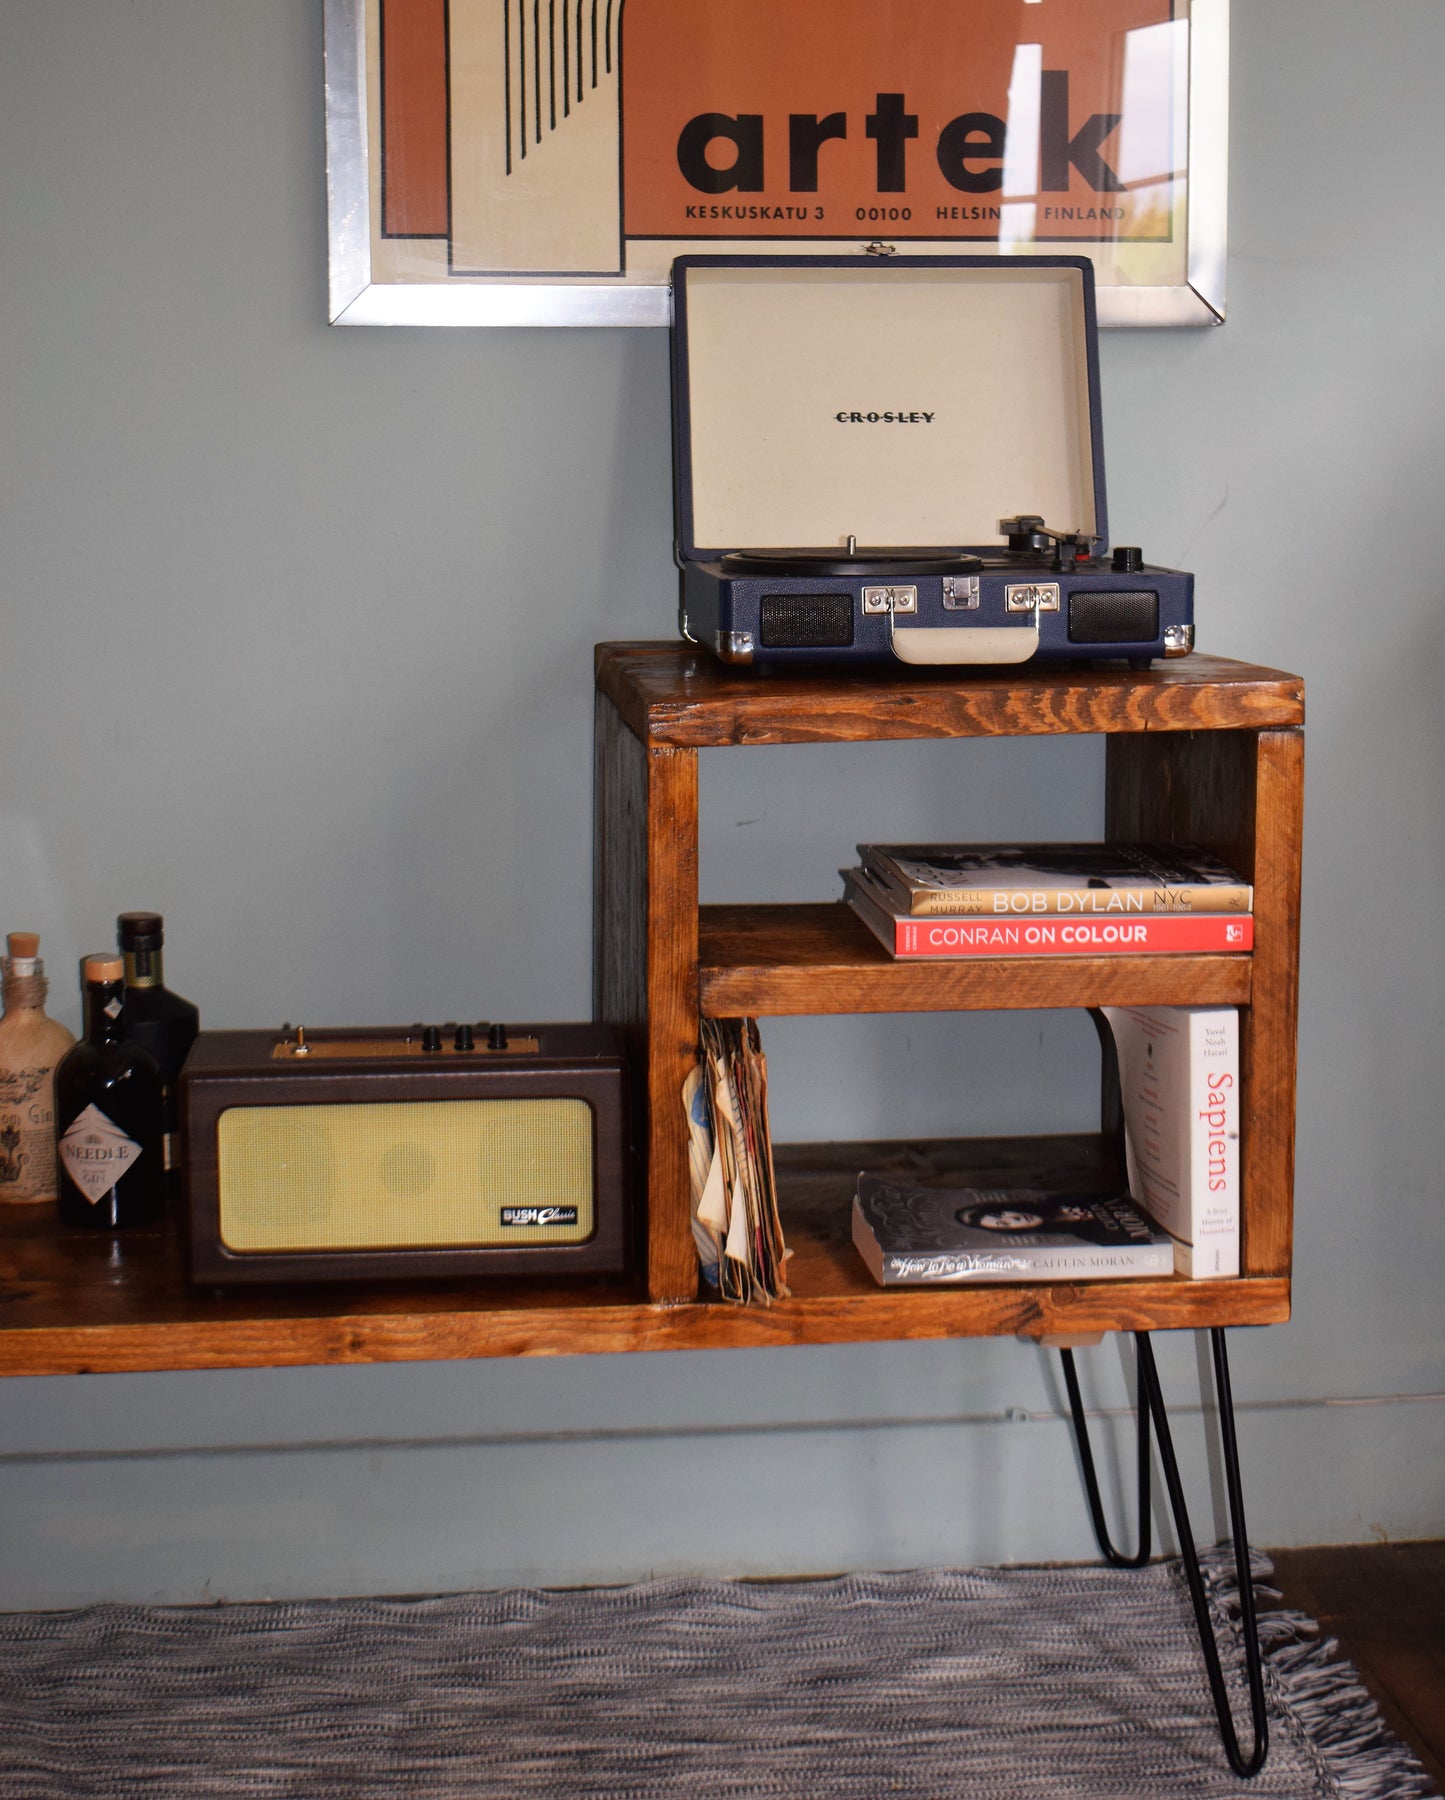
[0,933,77,1204]
[54,955,165,1229]
[117,912,199,1197]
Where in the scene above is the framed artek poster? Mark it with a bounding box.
[325,0,1227,327]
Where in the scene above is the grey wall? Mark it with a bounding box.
[0,1,1441,1607]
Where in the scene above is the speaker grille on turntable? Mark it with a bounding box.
[1068,590,1159,644]
[216,1098,595,1252]
[759,592,854,648]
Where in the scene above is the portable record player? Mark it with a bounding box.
[670,255,1194,668]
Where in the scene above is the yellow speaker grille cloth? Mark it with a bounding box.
[216,1099,595,1251]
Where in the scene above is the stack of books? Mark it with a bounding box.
[842,842,1253,959]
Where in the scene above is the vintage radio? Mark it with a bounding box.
[671,254,1194,668]
[180,1022,629,1283]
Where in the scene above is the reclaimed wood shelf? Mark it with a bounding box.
[698,902,1254,1016]
[594,642,1304,1318]
[0,644,1302,1379]
[0,1137,1288,1377]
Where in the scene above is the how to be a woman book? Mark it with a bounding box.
[852,1174,1173,1285]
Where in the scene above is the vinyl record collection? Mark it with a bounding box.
[683,1017,791,1304]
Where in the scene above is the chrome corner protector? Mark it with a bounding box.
[1162,623,1195,657]
[716,630,755,664]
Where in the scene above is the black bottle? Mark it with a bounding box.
[54,955,165,1229]
[117,912,199,1195]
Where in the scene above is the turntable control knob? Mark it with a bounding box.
[421,1025,443,1054]
[1111,546,1144,573]
[454,1023,475,1052]
[488,1022,509,1051]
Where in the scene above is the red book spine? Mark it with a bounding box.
[888,914,1254,957]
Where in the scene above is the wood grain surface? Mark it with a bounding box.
[1268,1542,1445,1795]
[595,644,1305,748]
[699,903,1253,1016]
[593,689,700,1301]
[0,1136,1288,1377]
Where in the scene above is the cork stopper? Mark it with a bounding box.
[7,933,40,961]
[83,954,125,983]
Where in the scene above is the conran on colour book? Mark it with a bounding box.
[857,842,1252,918]
[842,868,1254,958]
[852,1174,1173,1285]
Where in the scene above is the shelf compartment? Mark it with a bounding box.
[699,903,1254,1017]
[769,1134,1289,1341]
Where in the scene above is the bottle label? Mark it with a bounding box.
[0,1069,58,1202]
[59,1103,144,1204]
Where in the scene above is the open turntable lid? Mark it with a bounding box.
[671,256,1107,561]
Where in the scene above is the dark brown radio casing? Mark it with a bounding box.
[179,1024,630,1284]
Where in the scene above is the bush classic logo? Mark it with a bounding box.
[500,1205,580,1228]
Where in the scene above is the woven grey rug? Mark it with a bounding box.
[0,1552,1434,1799]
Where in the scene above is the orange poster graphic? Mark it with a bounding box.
[622,0,1179,245]
[339,0,1217,323]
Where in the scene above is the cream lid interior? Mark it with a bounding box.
[676,261,1102,556]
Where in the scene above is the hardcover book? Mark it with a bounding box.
[1101,1005,1240,1279]
[852,1173,1174,1286]
[856,842,1252,918]
[842,868,1254,959]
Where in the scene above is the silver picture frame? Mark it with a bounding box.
[325,0,1228,329]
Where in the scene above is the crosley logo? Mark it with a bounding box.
[835,410,935,423]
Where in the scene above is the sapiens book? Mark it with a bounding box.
[842,868,1254,958]
[856,841,1252,918]
[1101,1004,1240,1279]
[852,1173,1174,1285]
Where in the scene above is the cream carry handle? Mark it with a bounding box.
[887,599,1040,665]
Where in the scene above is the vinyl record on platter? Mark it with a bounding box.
[719,549,985,578]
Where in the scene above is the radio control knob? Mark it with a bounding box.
[454,1024,475,1052]
[488,1023,509,1051]
[421,1025,443,1054]
[1111,545,1144,573]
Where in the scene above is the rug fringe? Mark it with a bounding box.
[1196,1546,1438,1800]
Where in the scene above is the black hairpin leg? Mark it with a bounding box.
[1060,1345,1152,1567]
[1061,1328,1269,1778]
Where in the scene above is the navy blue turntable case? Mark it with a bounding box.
[670,255,1194,668]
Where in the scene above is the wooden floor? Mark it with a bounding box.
[1267,1541,1445,1794]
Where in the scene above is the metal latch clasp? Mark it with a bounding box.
[1005,582,1061,613]
[862,585,918,614]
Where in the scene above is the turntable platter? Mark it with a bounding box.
[720,549,985,579]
